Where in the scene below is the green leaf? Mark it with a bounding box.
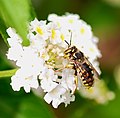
[0,0,35,46]
[16,96,56,118]
[0,78,30,118]
[0,69,17,78]
[0,17,8,45]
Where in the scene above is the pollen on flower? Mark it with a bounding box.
[6,13,114,109]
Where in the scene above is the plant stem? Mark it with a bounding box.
[0,69,17,78]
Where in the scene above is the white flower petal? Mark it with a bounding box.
[44,93,52,104]
[10,69,39,93]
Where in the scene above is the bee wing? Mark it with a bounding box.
[74,58,99,88]
[74,62,88,89]
[83,57,100,80]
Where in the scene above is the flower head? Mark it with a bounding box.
[6,13,114,108]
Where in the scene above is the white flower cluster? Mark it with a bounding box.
[6,13,112,108]
[79,80,115,104]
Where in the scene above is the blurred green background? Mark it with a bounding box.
[0,0,120,118]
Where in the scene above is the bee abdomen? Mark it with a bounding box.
[80,63,94,87]
[83,77,94,86]
[81,73,94,87]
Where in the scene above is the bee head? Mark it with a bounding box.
[64,46,78,58]
[64,31,78,58]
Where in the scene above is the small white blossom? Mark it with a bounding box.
[47,22,62,44]
[44,85,66,108]
[61,90,75,107]
[7,45,23,61]
[39,67,58,92]
[16,47,44,74]
[11,69,39,93]
[28,32,47,52]
[82,39,101,60]
[6,27,22,45]
[61,68,76,94]
[48,13,80,31]
[6,28,24,61]
[29,18,49,40]
[74,20,92,40]
[44,84,75,108]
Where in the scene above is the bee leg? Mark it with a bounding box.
[54,68,64,72]
[66,64,74,68]
[71,76,78,94]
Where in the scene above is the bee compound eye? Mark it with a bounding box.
[75,51,83,59]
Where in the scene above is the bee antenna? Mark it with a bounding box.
[69,30,72,46]
[64,40,70,47]
[64,30,72,47]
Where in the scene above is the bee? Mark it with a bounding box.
[64,33,99,89]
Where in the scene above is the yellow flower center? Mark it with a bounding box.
[69,19,74,24]
[51,29,56,39]
[89,48,94,52]
[57,22,61,27]
[60,34,65,41]
[80,28,85,34]
[36,27,44,35]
